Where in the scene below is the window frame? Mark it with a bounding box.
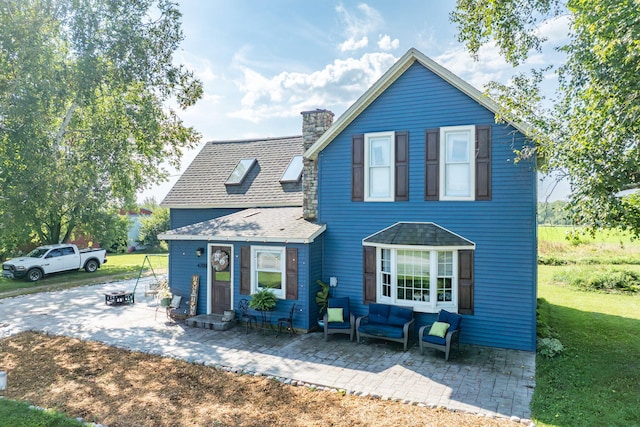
[439,125,475,201]
[251,246,286,299]
[364,131,395,202]
[372,244,460,313]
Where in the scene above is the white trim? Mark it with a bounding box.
[439,125,475,201]
[251,245,286,299]
[364,131,395,202]
[304,47,531,161]
[158,224,326,244]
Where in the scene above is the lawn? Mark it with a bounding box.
[534,227,640,427]
[0,253,167,298]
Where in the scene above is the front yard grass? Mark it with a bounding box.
[0,398,84,427]
[534,227,640,426]
[0,253,167,298]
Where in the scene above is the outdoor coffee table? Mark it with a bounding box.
[104,291,134,306]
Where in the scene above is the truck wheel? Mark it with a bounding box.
[85,259,99,273]
[27,268,43,282]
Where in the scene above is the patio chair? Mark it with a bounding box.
[238,298,257,334]
[166,295,189,322]
[418,309,462,361]
[323,297,355,341]
[276,303,296,337]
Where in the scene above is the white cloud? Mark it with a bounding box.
[536,14,572,45]
[340,36,369,52]
[378,34,399,51]
[336,3,383,52]
[229,52,397,122]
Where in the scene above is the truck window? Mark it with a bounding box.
[46,249,61,258]
[61,247,75,256]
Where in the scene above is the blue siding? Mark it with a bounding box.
[170,208,242,228]
[231,242,312,330]
[317,62,537,351]
[167,237,317,330]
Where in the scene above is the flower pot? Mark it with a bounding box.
[160,297,171,307]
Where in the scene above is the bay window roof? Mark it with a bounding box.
[363,222,475,248]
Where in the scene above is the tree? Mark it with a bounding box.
[138,207,169,250]
[452,0,640,235]
[0,0,202,247]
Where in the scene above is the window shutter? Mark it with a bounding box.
[425,128,439,200]
[240,246,251,295]
[285,248,298,300]
[352,134,364,201]
[363,246,376,304]
[458,250,474,315]
[475,125,492,200]
[395,131,409,201]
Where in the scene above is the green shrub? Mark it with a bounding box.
[536,298,556,339]
[538,255,567,266]
[571,269,640,293]
[537,337,565,358]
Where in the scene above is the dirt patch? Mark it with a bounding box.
[0,332,521,427]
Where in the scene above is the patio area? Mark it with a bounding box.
[0,277,535,423]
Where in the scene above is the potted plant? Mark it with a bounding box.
[248,287,277,312]
[157,279,172,307]
[315,280,330,328]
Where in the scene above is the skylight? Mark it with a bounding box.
[225,158,256,186]
[280,155,303,183]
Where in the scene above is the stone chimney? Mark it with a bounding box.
[301,109,334,221]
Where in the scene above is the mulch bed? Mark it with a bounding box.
[0,331,521,427]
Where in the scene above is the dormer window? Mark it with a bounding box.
[280,155,303,183]
[226,158,256,186]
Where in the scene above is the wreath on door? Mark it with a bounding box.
[212,249,229,271]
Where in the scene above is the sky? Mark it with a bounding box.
[138,0,572,204]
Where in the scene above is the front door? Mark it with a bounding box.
[210,246,232,314]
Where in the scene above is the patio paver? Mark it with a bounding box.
[0,278,535,422]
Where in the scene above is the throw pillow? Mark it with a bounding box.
[428,321,450,338]
[327,307,344,323]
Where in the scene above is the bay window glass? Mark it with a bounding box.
[376,247,457,312]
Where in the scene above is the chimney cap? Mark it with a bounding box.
[300,108,334,116]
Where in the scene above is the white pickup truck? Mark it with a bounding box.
[2,244,107,282]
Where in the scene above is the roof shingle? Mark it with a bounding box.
[161,136,304,208]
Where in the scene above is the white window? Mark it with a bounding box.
[440,125,475,200]
[364,131,395,201]
[251,246,286,299]
[375,246,458,313]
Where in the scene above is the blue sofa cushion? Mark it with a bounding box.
[328,297,350,320]
[328,321,351,329]
[367,303,390,325]
[438,309,462,331]
[422,333,446,346]
[387,305,413,327]
[359,323,404,339]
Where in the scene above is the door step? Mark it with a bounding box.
[185,314,235,331]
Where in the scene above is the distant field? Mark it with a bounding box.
[538,225,640,244]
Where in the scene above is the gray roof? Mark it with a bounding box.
[158,207,325,244]
[161,136,304,208]
[363,222,475,247]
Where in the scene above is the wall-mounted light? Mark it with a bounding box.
[196,247,205,257]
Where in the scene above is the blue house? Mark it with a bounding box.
[159,48,537,351]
